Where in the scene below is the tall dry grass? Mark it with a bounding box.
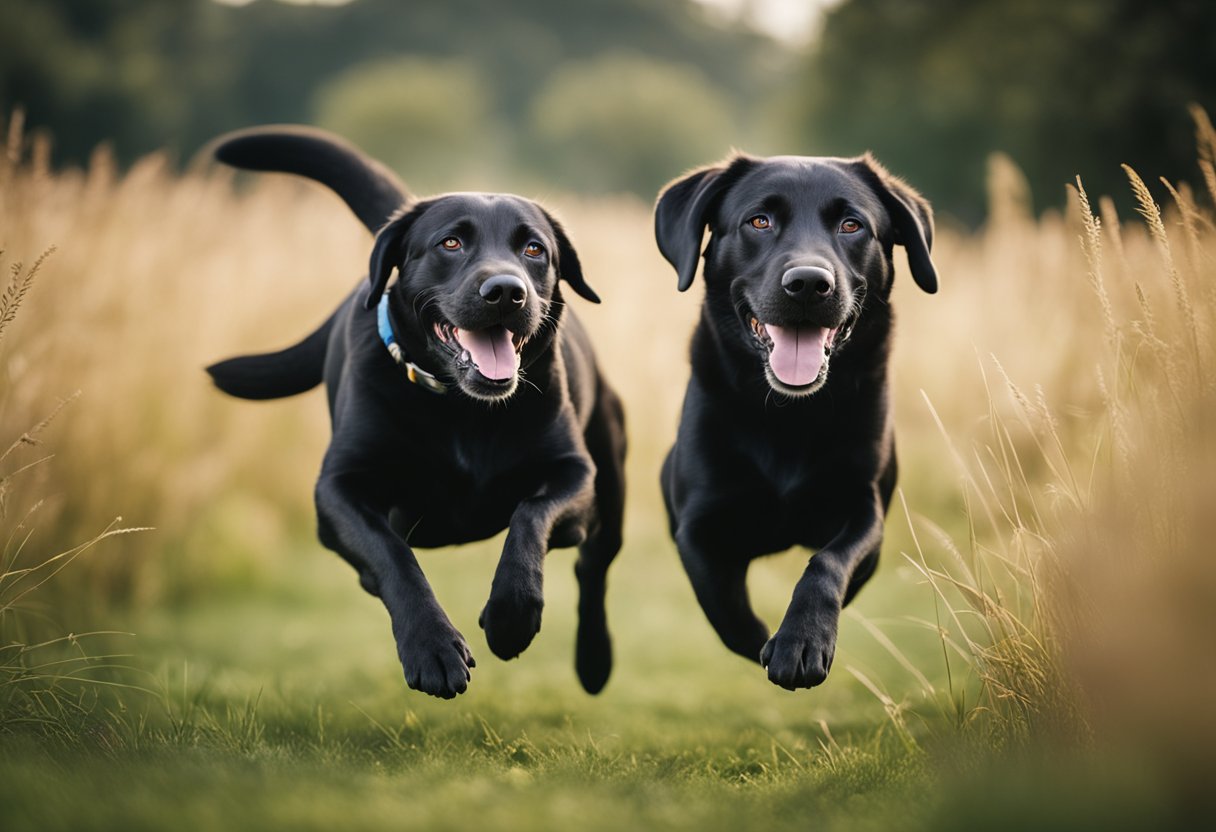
[1,246,152,738]
[884,110,1216,757]
[0,114,355,608]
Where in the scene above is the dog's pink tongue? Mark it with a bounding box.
[455,326,518,380]
[764,323,828,386]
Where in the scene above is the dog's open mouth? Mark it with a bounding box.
[747,313,857,391]
[433,320,526,384]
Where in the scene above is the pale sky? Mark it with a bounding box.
[690,0,843,46]
[214,0,840,47]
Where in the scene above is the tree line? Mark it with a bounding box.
[3,0,1212,221]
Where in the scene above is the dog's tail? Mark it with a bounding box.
[206,309,338,400]
[211,125,409,232]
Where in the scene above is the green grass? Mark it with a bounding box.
[0,523,1183,832]
[0,514,954,831]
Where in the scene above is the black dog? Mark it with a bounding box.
[206,127,626,698]
[653,153,937,690]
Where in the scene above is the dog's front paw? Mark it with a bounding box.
[759,614,838,691]
[479,579,544,661]
[397,624,476,699]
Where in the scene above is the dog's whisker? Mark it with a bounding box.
[413,289,443,320]
[517,373,543,396]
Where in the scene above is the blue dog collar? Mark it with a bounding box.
[377,294,448,394]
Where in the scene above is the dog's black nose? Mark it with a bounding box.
[782,266,835,301]
[480,274,528,309]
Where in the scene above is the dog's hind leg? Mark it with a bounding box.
[574,385,627,694]
[676,527,770,665]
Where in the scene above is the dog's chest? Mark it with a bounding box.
[735,428,827,494]
[384,431,543,544]
[732,433,868,540]
[754,445,830,503]
[415,440,526,496]
[448,437,480,478]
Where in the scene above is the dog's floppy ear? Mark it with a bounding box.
[654,156,754,291]
[854,154,938,294]
[540,209,599,304]
[366,202,430,309]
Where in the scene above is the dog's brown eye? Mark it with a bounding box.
[440,237,462,251]
[523,242,545,258]
[840,218,863,234]
[749,215,771,230]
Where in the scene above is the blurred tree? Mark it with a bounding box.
[0,0,784,195]
[0,0,239,164]
[313,57,506,194]
[528,53,737,195]
[791,0,1216,222]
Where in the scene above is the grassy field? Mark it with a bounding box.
[2,112,1214,829]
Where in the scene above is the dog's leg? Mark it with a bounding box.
[760,485,884,690]
[574,388,627,693]
[480,453,595,661]
[315,472,475,699]
[676,526,771,663]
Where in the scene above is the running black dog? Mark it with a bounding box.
[654,153,937,690]
[207,127,626,698]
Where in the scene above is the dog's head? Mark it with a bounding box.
[655,153,937,397]
[367,193,598,401]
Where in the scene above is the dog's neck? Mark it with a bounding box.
[377,294,449,394]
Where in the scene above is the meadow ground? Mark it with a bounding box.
[2,116,1214,829]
